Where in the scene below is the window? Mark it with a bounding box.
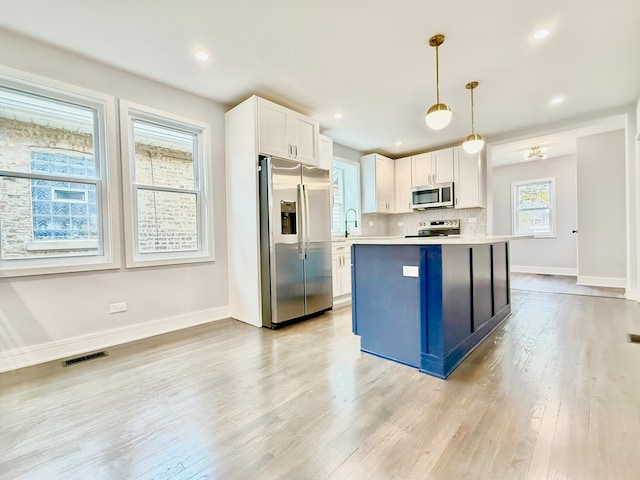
[512,178,555,237]
[332,158,361,236]
[120,101,213,267]
[0,71,118,276]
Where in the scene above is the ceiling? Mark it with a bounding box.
[2,0,639,162]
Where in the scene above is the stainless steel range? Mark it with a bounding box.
[405,219,460,238]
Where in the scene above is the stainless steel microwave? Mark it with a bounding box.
[411,182,454,209]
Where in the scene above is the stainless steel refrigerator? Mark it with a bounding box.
[258,155,333,328]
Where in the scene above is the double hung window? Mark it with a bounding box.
[0,73,117,276]
[119,101,213,267]
[512,178,556,237]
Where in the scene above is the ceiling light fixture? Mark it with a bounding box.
[462,81,485,154]
[194,50,210,62]
[334,113,343,119]
[532,28,551,40]
[550,96,564,105]
[395,141,403,146]
[425,34,452,130]
[525,145,548,160]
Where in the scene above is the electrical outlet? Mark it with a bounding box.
[109,302,128,314]
[468,217,477,223]
[368,221,374,227]
[397,221,404,226]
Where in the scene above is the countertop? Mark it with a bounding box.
[345,235,521,245]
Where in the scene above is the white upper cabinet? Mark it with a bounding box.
[257,98,319,165]
[361,153,395,213]
[454,146,486,209]
[394,156,413,213]
[411,148,454,186]
[318,134,333,171]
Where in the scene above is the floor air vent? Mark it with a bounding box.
[62,351,108,367]
[629,334,640,344]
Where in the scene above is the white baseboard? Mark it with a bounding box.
[0,305,230,374]
[577,276,626,288]
[333,295,352,307]
[510,265,577,276]
[624,289,640,302]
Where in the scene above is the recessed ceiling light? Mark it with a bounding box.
[550,96,564,106]
[194,50,210,62]
[334,113,343,119]
[395,141,403,146]
[532,28,551,41]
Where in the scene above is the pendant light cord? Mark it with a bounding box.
[435,45,440,104]
[470,87,475,134]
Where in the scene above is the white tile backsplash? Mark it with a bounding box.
[361,208,487,237]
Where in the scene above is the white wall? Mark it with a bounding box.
[493,155,578,274]
[576,130,626,285]
[333,143,362,163]
[0,29,230,370]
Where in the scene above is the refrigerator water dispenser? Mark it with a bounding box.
[280,201,297,235]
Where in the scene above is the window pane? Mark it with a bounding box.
[517,183,550,209]
[137,189,198,253]
[332,159,360,234]
[1,177,98,259]
[0,87,96,174]
[517,208,551,235]
[133,120,195,189]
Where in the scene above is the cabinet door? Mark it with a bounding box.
[332,255,341,297]
[318,134,333,171]
[432,148,454,184]
[291,112,319,165]
[257,99,290,159]
[361,153,394,214]
[454,146,485,209]
[394,156,413,213]
[381,157,395,212]
[341,252,352,295]
[412,152,431,186]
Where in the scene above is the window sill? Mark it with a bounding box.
[26,240,99,252]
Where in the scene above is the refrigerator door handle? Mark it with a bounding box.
[297,184,305,259]
[303,183,311,257]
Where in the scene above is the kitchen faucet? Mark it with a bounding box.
[345,208,358,238]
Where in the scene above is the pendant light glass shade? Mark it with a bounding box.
[425,103,453,130]
[426,34,452,130]
[462,81,485,154]
[462,133,485,154]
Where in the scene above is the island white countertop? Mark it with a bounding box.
[347,235,523,245]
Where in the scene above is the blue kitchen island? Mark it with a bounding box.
[351,236,515,379]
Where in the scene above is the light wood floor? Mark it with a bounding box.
[511,272,626,298]
[1,290,640,480]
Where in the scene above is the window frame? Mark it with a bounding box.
[511,177,556,238]
[119,100,214,268]
[0,66,120,277]
[331,156,361,237]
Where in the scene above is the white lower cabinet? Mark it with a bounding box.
[332,242,352,298]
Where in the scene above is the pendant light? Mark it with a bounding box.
[462,81,485,154]
[425,34,452,130]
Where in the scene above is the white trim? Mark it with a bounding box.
[0,306,231,374]
[577,275,627,288]
[333,295,352,307]
[625,288,640,302]
[119,99,214,268]
[511,265,577,276]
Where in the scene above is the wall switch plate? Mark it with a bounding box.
[109,302,128,314]
[468,217,477,223]
[398,221,404,226]
[368,221,374,227]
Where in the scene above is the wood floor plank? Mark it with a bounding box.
[1,290,640,479]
